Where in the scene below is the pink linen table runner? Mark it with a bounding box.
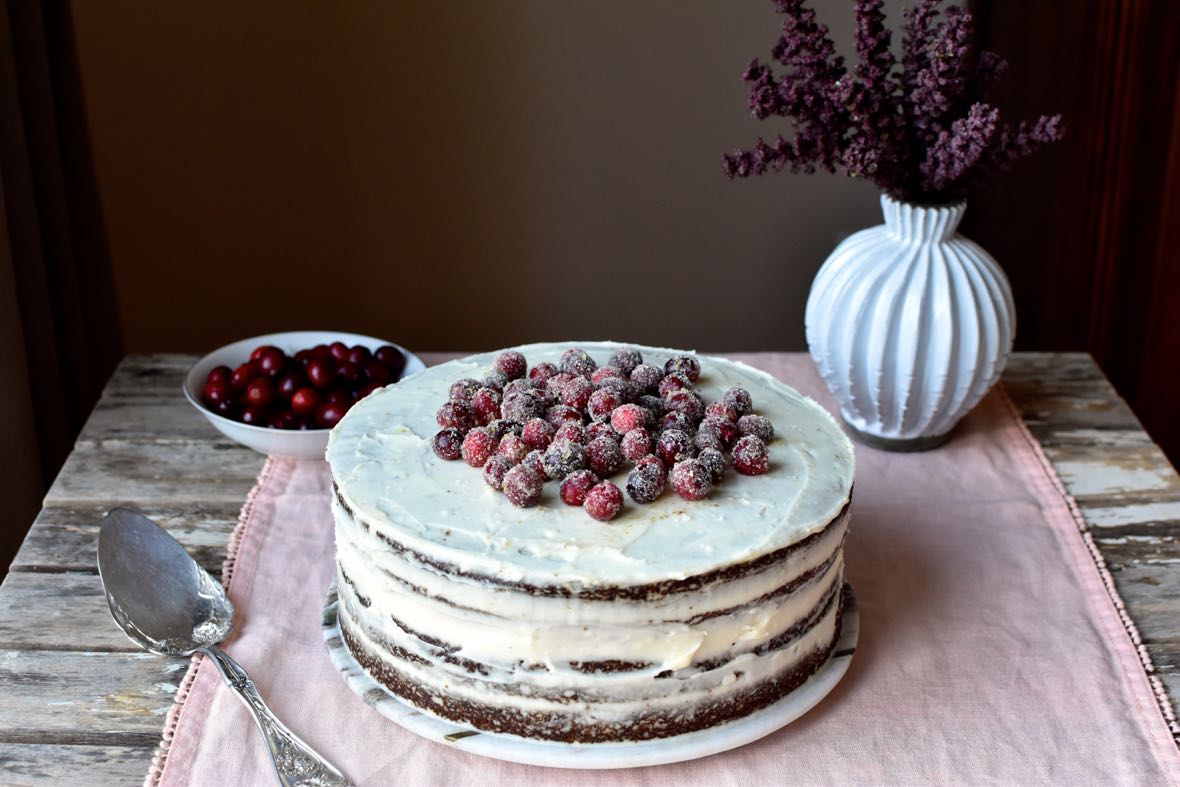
[148,353,1180,786]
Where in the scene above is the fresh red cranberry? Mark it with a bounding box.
[629,364,664,392]
[375,346,405,377]
[659,411,693,434]
[483,455,514,490]
[707,400,740,423]
[621,428,653,461]
[738,414,775,441]
[202,379,234,406]
[449,378,481,403]
[276,370,305,400]
[546,404,583,427]
[207,365,232,385]
[329,341,350,361]
[702,415,740,448]
[498,434,529,465]
[314,401,348,429]
[271,409,301,429]
[656,429,695,466]
[626,461,666,503]
[559,377,594,412]
[437,401,476,432]
[502,389,546,423]
[294,349,314,367]
[250,345,277,362]
[432,428,464,460]
[325,387,351,405]
[461,427,496,467]
[553,421,587,445]
[585,435,623,477]
[560,469,599,506]
[657,372,692,399]
[586,421,619,442]
[347,345,372,366]
[230,362,260,391]
[723,387,753,416]
[212,398,239,419]
[584,481,623,521]
[257,347,287,377]
[521,419,555,451]
[306,358,336,390]
[502,465,544,507]
[521,450,546,477]
[239,406,267,426]
[610,403,647,435]
[587,388,622,422]
[591,366,625,386]
[732,434,770,475]
[355,382,381,400]
[364,360,392,384]
[608,347,643,375]
[697,447,727,483]
[471,387,502,425]
[664,354,700,383]
[671,459,711,500]
[245,377,275,408]
[311,344,333,360]
[560,348,597,377]
[494,351,528,381]
[664,390,705,424]
[291,387,321,416]
[541,440,586,480]
[335,361,362,386]
[529,362,559,384]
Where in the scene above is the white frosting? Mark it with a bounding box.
[327,341,854,588]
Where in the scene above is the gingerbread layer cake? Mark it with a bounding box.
[326,342,854,742]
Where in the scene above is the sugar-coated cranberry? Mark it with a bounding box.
[504,378,540,397]
[483,369,509,392]
[706,399,740,423]
[658,372,692,399]
[230,362,260,391]
[375,346,406,377]
[664,390,705,424]
[587,388,622,422]
[560,348,597,377]
[483,455,514,490]
[638,395,664,420]
[521,449,546,477]
[521,418,555,451]
[586,421,619,443]
[541,440,586,480]
[250,345,276,362]
[584,481,623,521]
[364,360,392,384]
[626,461,666,503]
[585,435,624,477]
[723,387,753,416]
[462,427,496,467]
[207,365,232,385]
[546,405,583,427]
[559,377,594,412]
[620,427,653,461]
[202,379,233,406]
[502,389,546,423]
[432,428,464,460]
[291,387,321,416]
[306,358,336,390]
[494,351,528,381]
[659,411,693,434]
[637,453,666,471]
[325,387,351,405]
[335,361,362,386]
[664,354,700,383]
[239,406,267,425]
[498,434,528,465]
[315,401,348,429]
[471,387,502,426]
[270,409,300,429]
[732,434,770,475]
[560,469,600,506]
[596,376,635,403]
[697,447,728,483]
[608,347,643,375]
[629,363,664,392]
[276,370,305,400]
[437,401,476,432]
[610,403,648,435]
[245,377,275,408]
[502,465,544,507]
[703,415,740,447]
[694,424,726,453]
[486,419,522,441]
[449,378,481,403]
[591,366,625,386]
[738,414,775,442]
[671,460,712,501]
[546,372,576,396]
[529,362,559,384]
[553,421,587,445]
[656,429,695,466]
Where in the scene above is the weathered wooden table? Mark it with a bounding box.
[0,353,1176,783]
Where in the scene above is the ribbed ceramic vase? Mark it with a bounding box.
[804,194,1015,450]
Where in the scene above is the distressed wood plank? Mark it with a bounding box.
[0,573,159,652]
[0,743,154,786]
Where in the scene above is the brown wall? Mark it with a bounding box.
[69,2,904,355]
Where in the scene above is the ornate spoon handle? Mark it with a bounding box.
[200,645,353,787]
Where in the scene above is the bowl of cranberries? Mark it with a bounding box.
[184,331,424,458]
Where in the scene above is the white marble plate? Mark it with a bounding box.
[321,583,858,769]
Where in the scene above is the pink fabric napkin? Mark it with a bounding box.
[148,353,1180,786]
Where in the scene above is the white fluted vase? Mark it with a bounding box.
[804,194,1015,451]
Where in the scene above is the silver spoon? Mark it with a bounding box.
[98,508,352,787]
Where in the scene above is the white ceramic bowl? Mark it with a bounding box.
[183,331,425,459]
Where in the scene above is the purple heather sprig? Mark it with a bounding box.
[723,0,1065,204]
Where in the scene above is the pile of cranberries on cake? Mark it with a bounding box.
[200,342,406,430]
[431,347,775,522]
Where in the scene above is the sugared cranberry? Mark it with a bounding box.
[559,377,594,412]
[596,377,636,404]
[314,401,348,429]
[449,378,481,403]
[504,378,540,397]
[560,469,599,506]
[664,354,700,383]
[461,427,496,467]
[638,394,664,419]
[637,453,666,471]
[207,365,232,384]
[521,450,546,477]
[347,345,372,366]
[610,403,648,435]
[433,428,464,460]
[695,422,726,453]
[586,421,619,442]
[521,418,555,451]
[621,427,653,461]
[738,414,775,442]
[584,481,623,521]
[553,421,587,445]
[494,351,528,381]
[483,369,509,392]
[364,360,392,385]
[723,387,753,416]
[656,429,695,466]
[306,358,336,390]
[658,372,692,399]
[502,465,544,507]
[664,390,705,424]
[698,447,728,483]
[471,387,502,425]
[560,348,597,378]
[541,440,586,480]
[230,362,260,391]
[487,419,522,441]
[546,405,583,427]
[585,435,624,477]
[498,434,528,465]
[291,387,321,416]
[329,342,350,361]
[732,434,770,475]
[483,455,513,490]
[591,366,625,386]
[257,347,287,377]
[659,411,693,434]
[546,372,576,397]
[245,377,275,408]
[587,388,622,422]
[629,363,664,392]
[608,347,643,375]
[706,400,739,423]
[502,389,546,423]
[626,461,666,503]
[239,406,267,426]
[375,346,406,377]
[702,415,740,447]
[203,379,233,406]
[529,362,559,384]
[671,460,712,501]
[437,401,476,432]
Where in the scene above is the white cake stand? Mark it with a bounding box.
[321,583,858,769]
